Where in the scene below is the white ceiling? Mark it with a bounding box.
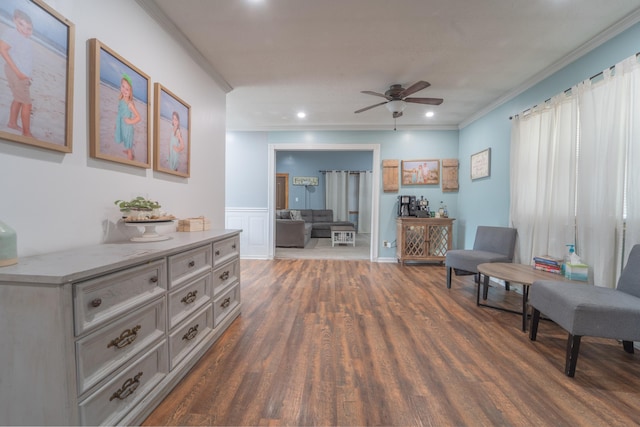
[142,0,640,131]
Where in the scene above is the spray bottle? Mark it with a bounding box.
[563,244,575,278]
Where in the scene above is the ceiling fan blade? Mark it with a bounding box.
[393,111,403,119]
[404,97,444,105]
[361,90,392,100]
[399,81,430,98]
[354,101,388,114]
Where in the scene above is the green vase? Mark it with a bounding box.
[0,220,17,267]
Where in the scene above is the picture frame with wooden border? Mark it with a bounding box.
[471,148,491,180]
[153,83,190,177]
[89,38,151,168]
[0,0,75,152]
[401,159,440,185]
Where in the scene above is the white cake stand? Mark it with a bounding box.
[125,220,175,242]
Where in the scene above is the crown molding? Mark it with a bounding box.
[460,7,640,129]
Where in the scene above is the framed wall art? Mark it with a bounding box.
[0,0,75,152]
[153,83,190,177]
[471,148,491,180]
[401,159,440,185]
[89,38,151,168]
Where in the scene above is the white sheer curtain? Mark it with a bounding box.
[624,58,640,268]
[576,57,639,286]
[511,53,640,287]
[325,171,349,221]
[358,171,373,233]
[510,92,578,265]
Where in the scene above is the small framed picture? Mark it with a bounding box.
[153,83,190,177]
[401,159,440,185]
[89,38,151,168]
[0,0,75,152]
[471,148,491,180]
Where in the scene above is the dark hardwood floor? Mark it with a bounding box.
[143,259,640,426]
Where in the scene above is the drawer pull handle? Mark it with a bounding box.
[108,325,141,350]
[219,271,230,281]
[91,298,102,308]
[149,276,158,283]
[215,250,220,256]
[181,290,198,304]
[232,244,236,249]
[109,372,143,401]
[221,297,231,309]
[188,260,195,268]
[182,324,199,341]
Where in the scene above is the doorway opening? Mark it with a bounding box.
[267,143,380,261]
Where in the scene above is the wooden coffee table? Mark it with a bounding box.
[331,225,356,247]
[477,262,581,331]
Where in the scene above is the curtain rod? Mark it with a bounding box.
[509,51,640,120]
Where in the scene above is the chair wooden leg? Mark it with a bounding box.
[529,308,540,340]
[446,267,452,289]
[623,340,635,354]
[565,334,582,377]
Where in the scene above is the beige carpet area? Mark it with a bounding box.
[275,233,371,260]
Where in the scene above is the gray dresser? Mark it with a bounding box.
[0,230,241,426]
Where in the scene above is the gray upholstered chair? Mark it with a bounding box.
[529,244,640,377]
[445,226,518,289]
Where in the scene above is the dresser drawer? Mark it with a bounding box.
[213,236,239,267]
[168,244,212,289]
[75,298,166,396]
[167,272,212,329]
[78,340,168,426]
[213,282,240,328]
[74,260,166,335]
[212,258,240,297]
[169,304,213,369]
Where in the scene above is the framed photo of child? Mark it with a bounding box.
[153,83,190,177]
[0,0,75,152]
[89,38,151,168]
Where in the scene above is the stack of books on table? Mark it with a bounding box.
[533,255,563,274]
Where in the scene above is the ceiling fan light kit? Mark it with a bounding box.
[385,100,406,114]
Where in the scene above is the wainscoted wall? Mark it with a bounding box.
[226,208,270,259]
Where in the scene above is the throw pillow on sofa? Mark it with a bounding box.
[290,210,303,221]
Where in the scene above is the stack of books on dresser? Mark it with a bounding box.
[533,255,563,274]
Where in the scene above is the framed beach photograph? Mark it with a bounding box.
[89,38,150,168]
[0,0,75,152]
[471,148,491,180]
[401,159,440,185]
[153,83,190,177]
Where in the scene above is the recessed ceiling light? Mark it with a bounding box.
[297,112,306,118]
[425,111,435,118]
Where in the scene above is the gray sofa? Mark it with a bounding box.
[276,209,355,247]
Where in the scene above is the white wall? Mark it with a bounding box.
[0,0,227,257]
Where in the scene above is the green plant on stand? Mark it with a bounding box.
[114,196,162,220]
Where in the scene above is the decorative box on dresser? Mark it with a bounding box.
[0,230,241,426]
[396,217,454,264]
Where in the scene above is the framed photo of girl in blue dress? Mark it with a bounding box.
[153,83,190,177]
[89,38,150,168]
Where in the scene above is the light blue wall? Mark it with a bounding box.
[227,130,459,257]
[276,151,373,210]
[458,21,640,248]
[226,20,640,255]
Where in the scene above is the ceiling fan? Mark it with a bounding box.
[354,80,443,118]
